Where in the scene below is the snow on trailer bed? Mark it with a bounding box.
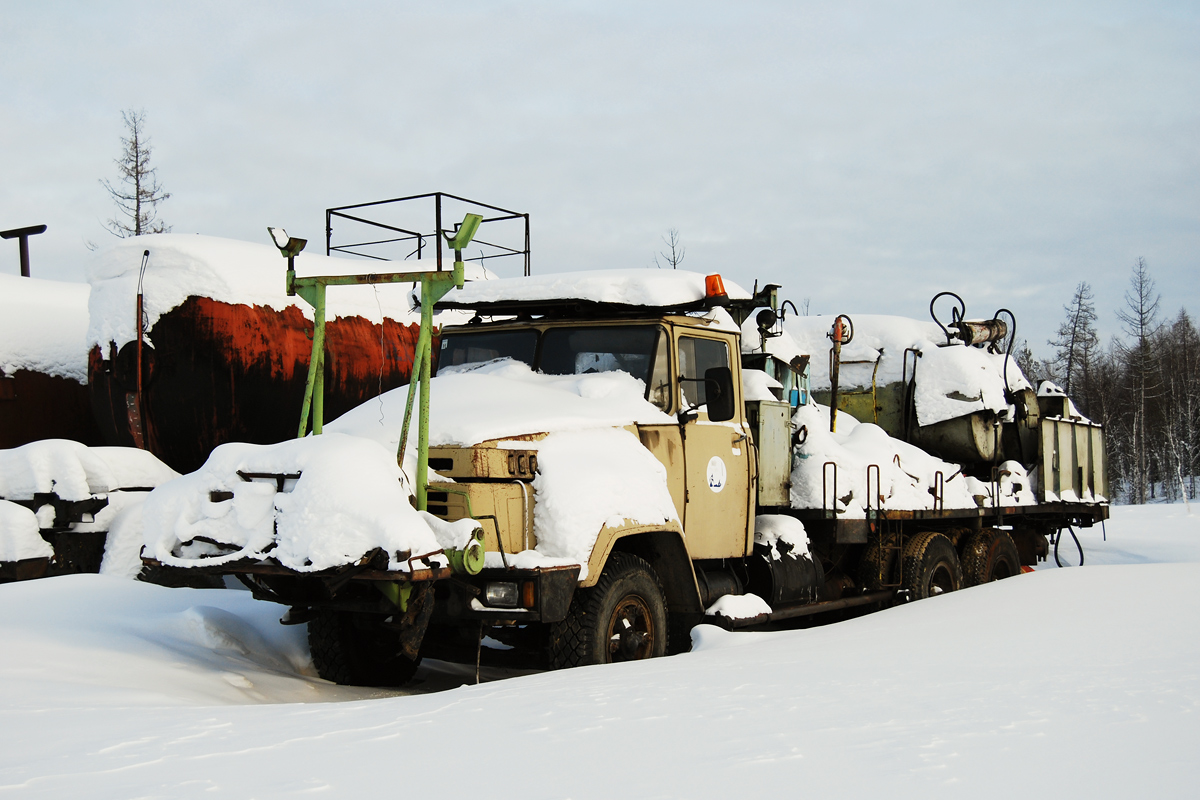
[0,504,1196,798]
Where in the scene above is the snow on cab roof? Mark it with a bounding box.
[439,269,752,311]
[85,234,433,350]
[0,273,90,382]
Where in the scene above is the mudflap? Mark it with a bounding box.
[393,582,436,661]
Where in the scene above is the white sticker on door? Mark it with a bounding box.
[706,456,727,493]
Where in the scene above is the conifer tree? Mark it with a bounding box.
[101,109,171,237]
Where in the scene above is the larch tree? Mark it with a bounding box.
[1049,281,1099,397]
[654,228,686,269]
[1116,258,1164,503]
[101,109,171,237]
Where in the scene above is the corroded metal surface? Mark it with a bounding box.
[0,368,105,449]
[89,295,422,472]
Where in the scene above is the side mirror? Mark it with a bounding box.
[704,366,736,422]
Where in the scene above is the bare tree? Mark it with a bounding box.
[1049,281,1099,396]
[1115,257,1163,503]
[101,109,171,237]
[654,228,685,270]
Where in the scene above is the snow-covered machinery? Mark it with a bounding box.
[140,262,1108,686]
[0,440,178,582]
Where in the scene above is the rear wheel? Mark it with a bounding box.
[857,533,900,590]
[308,611,421,687]
[961,529,1021,586]
[901,532,963,600]
[548,552,668,668]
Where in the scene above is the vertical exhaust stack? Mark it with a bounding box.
[1,225,47,277]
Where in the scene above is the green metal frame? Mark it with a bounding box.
[284,213,482,513]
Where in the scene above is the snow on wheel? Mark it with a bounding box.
[901,532,963,600]
[960,528,1021,586]
[548,551,668,668]
[308,611,420,687]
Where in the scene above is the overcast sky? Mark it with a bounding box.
[2,1,1197,350]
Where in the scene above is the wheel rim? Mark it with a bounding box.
[928,562,956,595]
[606,594,655,662]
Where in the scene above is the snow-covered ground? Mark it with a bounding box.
[2,504,1197,798]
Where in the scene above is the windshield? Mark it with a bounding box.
[437,325,662,387]
[539,326,659,383]
[437,330,538,372]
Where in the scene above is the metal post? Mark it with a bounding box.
[435,194,443,272]
[524,214,531,276]
[829,319,843,433]
[416,275,435,511]
[1,224,47,277]
[297,281,327,438]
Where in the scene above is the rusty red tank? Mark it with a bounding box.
[0,274,104,449]
[85,235,440,474]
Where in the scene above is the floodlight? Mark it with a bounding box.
[267,227,307,258]
[444,213,483,253]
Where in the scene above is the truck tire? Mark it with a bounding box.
[961,529,1021,586]
[857,533,899,590]
[308,611,420,687]
[548,552,668,669]
[901,532,963,600]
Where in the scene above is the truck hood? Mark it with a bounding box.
[327,358,674,453]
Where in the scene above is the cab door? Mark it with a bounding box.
[676,332,752,559]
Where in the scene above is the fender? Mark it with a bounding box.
[584,520,704,615]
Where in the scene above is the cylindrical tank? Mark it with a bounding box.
[89,295,423,473]
[0,274,104,449]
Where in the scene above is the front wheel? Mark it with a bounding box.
[308,611,421,687]
[548,552,668,669]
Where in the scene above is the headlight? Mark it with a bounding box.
[485,581,519,608]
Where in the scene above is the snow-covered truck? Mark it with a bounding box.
[141,240,1107,685]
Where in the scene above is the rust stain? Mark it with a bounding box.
[88,296,424,473]
[0,367,104,449]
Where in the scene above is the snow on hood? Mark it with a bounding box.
[332,359,677,576]
[84,234,444,350]
[748,313,1032,428]
[0,440,179,502]
[328,358,674,451]
[141,434,478,573]
[443,268,752,308]
[0,274,90,382]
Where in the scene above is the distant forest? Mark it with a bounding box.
[1015,258,1197,504]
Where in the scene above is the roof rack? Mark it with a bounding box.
[325,192,530,276]
[436,284,781,326]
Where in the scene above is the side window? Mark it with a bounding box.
[647,331,671,411]
[677,336,730,408]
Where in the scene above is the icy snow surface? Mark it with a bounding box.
[0,273,90,382]
[446,268,751,307]
[0,504,1197,797]
[746,313,1032,427]
[85,234,438,350]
